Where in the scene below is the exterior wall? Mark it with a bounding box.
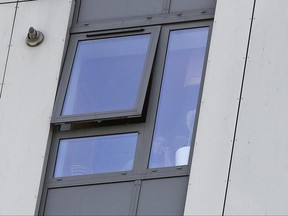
[224,0,288,214]
[1,0,288,215]
[184,0,255,214]
[0,0,73,215]
[185,0,288,215]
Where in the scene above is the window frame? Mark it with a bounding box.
[143,22,212,172]
[39,19,213,216]
[35,0,217,214]
[145,20,213,170]
[47,124,145,185]
[45,20,212,187]
[51,26,161,124]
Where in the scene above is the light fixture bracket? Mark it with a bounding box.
[26,27,44,47]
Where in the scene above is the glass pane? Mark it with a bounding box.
[62,34,150,116]
[149,27,209,168]
[54,133,138,177]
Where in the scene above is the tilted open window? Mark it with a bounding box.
[52,27,160,123]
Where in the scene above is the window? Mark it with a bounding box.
[149,27,209,168]
[52,27,160,123]
[40,1,214,215]
[54,133,138,177]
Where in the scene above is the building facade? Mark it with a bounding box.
[0,0,288,215]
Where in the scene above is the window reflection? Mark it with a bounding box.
[54,133,138,177]
[62,34,150,116]
[149,27,209,168]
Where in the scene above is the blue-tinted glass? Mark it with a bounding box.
[149,27,209,168]
[62,34,150,116]
[54,133,138,177]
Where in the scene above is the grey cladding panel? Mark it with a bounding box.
[78,0,166,23]
[136,177,189,215]
[44,182,134,215]
[170,0,217,13]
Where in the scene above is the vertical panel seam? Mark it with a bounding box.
[165,0,171,13]
[0,1,19,99]
[129,180,142,216]
[221,0,257,215]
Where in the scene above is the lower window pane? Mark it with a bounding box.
[54,133,138,177]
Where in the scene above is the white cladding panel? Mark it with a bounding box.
[225,1,288,214]
[184,0,254,215]
[0,4,15,92]
[0,0,16,2]
[0,0,30,2]
[0,0,73,215]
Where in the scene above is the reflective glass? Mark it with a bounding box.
[149,27,209,168]
[62,34,150,116]
[54,133,138,177]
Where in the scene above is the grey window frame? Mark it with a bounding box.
[37,1,215,213]
[143,22,212,172]
[42,20,212,188]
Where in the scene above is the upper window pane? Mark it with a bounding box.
[149,27,209,168]
[62,34,150,116]
[54,133,138,177]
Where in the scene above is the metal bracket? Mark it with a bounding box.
[59,123,71,131]
[26,27,44,47]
